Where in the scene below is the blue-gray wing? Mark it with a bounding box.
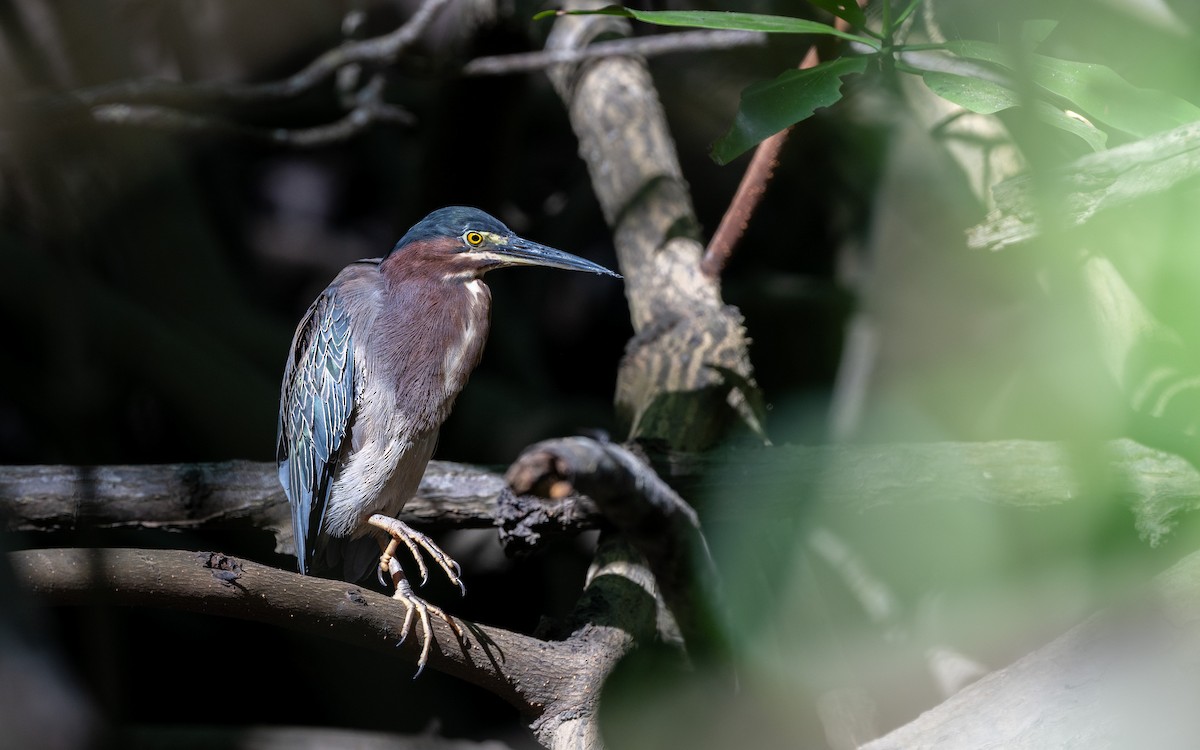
[277,288,355,575]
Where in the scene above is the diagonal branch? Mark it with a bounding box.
[505,436,725,659]
[72,0,454,108]
[463,29,766,76]
[10,542,656,749]
[20,0,451,146]
[545,1,762,451]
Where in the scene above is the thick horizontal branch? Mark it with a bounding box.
[691,438,1200,544]
[0,459,535,558]
[968,119,1200,251]
[4,439,1198,549]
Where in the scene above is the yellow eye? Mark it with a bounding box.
[464,231,484,246]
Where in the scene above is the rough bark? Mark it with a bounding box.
[506,436,724,658]
[7,439,1197,550]
[0,459,521,558]
[544,1,763,451]
[9,538,657,749]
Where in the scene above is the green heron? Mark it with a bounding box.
[277,206,619,671]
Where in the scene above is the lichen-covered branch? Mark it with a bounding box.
[544,1,762,451]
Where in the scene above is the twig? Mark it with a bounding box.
[700,121,794,278]
[26,0,451,146]
[73,0,453,107]
[89,98,414,147]
[463,29,766,76]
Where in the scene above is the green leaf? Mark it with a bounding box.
[539,7,879,48]
[1031,102,1108,151]
[922,70,1107,151]
[711,56,868,165]
[946,41,1200,137]
[806,0,866,28]
[922,71,1018,114]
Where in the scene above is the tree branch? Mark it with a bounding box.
[72,0,454,108]
[5,439,1198,550]
[9,541,657,749]
[505,436,725,659]
[544,1,762,451]
[19,1,451,147]
[0,459,554,558]
[88,97,415,147]
[463,29,765,76]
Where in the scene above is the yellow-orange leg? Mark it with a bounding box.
[368,514,465,593]
[368,514,465,676]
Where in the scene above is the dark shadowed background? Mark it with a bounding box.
[4,0,1200,747]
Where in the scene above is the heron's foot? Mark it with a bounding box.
[390,573,464,676]
[368,513,466,595]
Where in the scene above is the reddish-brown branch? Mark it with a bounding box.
[701,11,861,279]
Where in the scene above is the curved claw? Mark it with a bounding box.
[368,514,465,593]
[390,578,461,677]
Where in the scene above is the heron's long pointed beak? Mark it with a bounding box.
[486,237,621,278]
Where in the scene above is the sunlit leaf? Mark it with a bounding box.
[922,71,1017,114]
[536,7,879,48]
[1030,102,1108,151]
[946,41,1200,137]
[711,56,868,164]
[806,0,866,28]
[922,70,1108,151]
